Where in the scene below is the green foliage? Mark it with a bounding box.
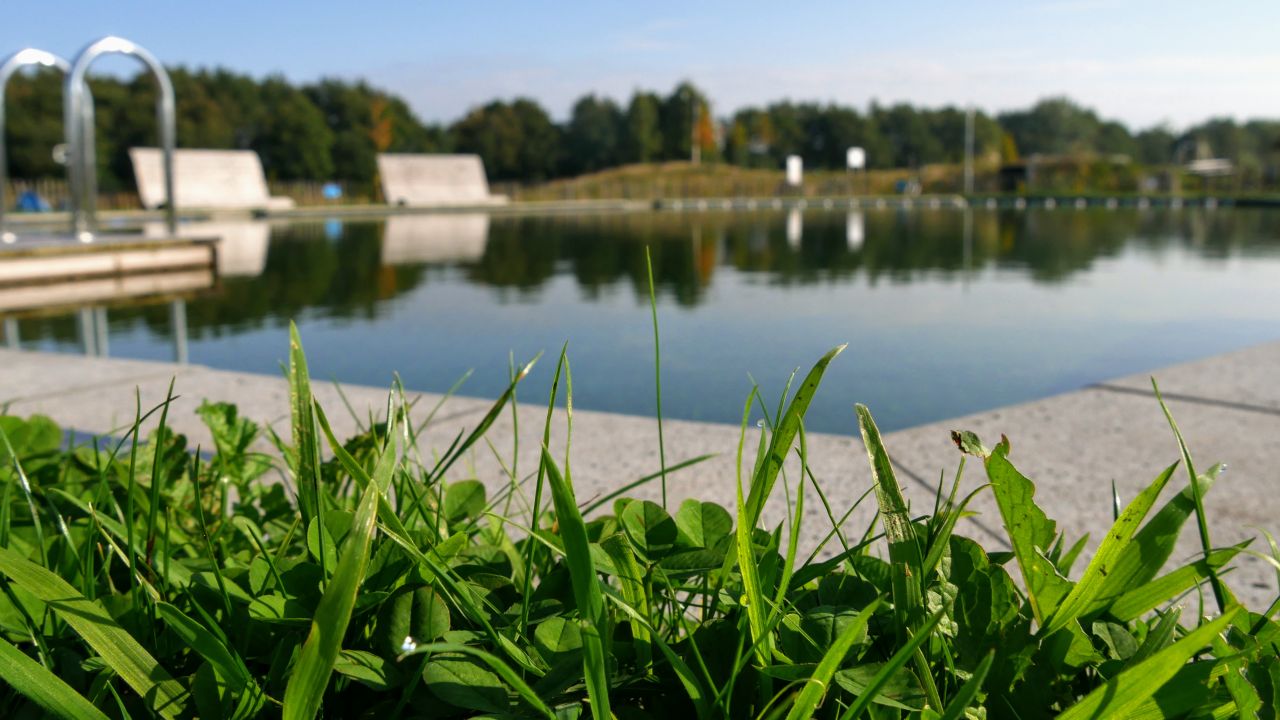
[17,60,1278,194]
[451,99,564,182]
[0,331,1276,719]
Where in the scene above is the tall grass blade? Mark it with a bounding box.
[645,246,669,508]
[599,533,652,665]
[282,437,394,720]
[743,344,845,529]
[0,635,110,720]
[0,546,188,718]
[156,601,257,696]
[289,322,323,525]
[0,425,45,565]
[1058,607,1240,720]
[581,454,716,516]
[1109,545,1245,622]
[837,609,945,719]
[541,447,610,720]
[144,379,176,557]
[520,344,566,637]
[1152,378,1227,614]
[734,388,771,664]
[855,404,923,629]
[1089,462,1221,615]
[425,355,538,483]
[1044,461,1175,634]
[784,598,882,720]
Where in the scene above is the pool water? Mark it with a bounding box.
[10,207,1280,434]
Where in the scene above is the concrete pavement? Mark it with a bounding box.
[1,341,1277,609]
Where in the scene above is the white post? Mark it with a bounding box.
[3,317,18,348]
[170,299,188,364]
[93,306,109,357]
[786,155,803,187]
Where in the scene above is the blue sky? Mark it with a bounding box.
[4,1,1278,129]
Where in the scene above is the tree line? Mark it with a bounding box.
[4,67,1279,191]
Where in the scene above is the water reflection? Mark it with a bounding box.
[144,220,270,277]
[10,207,1280,347]
[846,211,864,251]
[6,207,1280,432]
[381,214,489,265]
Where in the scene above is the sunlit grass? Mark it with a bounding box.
[0,261,1276,718]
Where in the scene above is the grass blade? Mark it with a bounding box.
[1152,378,1227,614]
[1058,607,1240,720]
[288,321,323,524]
[156,601,257,696]
[1044,461,1175,635]
[645,246,669,508]
[0,635,110,720]
[1109,545,1245,622]
[855,405,923,627]
[784,598,882,720]
[282,437,394,720]
[838,609,945,719]
[425,354,539,484]
[743,344,846,529]
[734,388,772,665]
[541,447,611,720]
[0,546,188,718]
[520,344,566,637]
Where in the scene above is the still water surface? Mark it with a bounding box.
[10,207,1280,433]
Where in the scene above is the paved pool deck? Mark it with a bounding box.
[1,342,1277,609]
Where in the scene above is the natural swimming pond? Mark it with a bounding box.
[9,206,1280,434]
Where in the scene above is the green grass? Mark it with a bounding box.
[1,304,1279,717]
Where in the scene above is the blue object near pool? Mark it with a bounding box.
[16,190,50,212]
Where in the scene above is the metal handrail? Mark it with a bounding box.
[0,49,71,243]
[65,36,176,240]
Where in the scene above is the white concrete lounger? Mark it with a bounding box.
[377,153,508,207]
[130,148,296,212]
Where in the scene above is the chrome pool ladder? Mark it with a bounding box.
[0,48,72,243]
[64,36,177,240]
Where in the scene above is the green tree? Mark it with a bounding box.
[623,91,663,163]
[1,69,65,180]
[659,82,708,161]
[998,97,1102,156]
[255,78,334,180]
[1134,126,1175,165]
[450,98,562,182]
[564,94,623,175]
[876,103,944,167]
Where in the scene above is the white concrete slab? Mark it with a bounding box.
[377,154,508,207]
[130,148,296,211]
